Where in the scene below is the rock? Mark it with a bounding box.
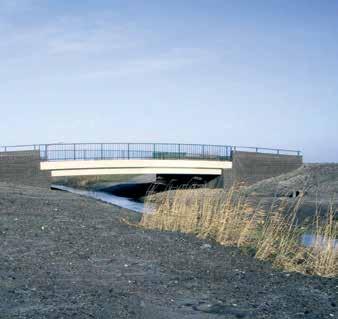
[201,244,212,249]
[193,303,251,318]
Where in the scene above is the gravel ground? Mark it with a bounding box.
[0,182,337,319]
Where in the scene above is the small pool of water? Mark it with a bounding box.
[301,234,338,250]
[51,184,145,212]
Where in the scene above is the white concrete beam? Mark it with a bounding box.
[41,159,232,171]
[51,167,223,177]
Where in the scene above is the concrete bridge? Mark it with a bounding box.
[0,143,303,188]
[38,143,233,179]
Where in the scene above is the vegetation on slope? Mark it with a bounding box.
[141,186,337,277]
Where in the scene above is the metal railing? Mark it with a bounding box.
[0,143,301,161]
[232,146,302,156]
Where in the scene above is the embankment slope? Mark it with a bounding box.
[0,182,337,318]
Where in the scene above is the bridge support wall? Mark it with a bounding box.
[212,151,303,188]
[0,151,50,187]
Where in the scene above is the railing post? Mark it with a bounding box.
[202,145,205,159]
[277,149,280,155]
[45,144,48,161]
[101,143,103,160]
[153,144,155,159]
[256,147,258,153]
[127,143,130,159]
[74,144,76,160]
[178,144,181,159]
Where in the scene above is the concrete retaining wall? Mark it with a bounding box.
[216,151,303,188]
[0,151,50,187]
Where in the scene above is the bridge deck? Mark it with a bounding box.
[41,159,232,177]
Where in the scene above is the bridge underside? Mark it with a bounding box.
[40,159,232,178]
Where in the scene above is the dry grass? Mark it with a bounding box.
[140,186,337,277]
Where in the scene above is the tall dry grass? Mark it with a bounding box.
[140,186,337,277]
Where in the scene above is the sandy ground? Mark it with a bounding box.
[0,182,337,319]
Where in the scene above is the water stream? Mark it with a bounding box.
[51,184,145,212]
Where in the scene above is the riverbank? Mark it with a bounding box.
[0,182,337,318]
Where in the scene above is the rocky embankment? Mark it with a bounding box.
[0,182,337,318]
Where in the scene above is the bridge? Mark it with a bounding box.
[0,143,303,188]
[38,143,233,178]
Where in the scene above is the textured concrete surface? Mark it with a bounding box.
[0,151,50,187]
[217,151,303,188]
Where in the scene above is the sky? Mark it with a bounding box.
[0,0,337,162]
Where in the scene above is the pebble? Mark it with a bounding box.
[201,244,212,249]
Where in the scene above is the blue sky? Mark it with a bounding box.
[0,0,337,162]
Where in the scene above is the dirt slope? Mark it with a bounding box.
[0,182,337,318]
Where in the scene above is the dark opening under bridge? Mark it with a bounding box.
[0,143,303,187]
